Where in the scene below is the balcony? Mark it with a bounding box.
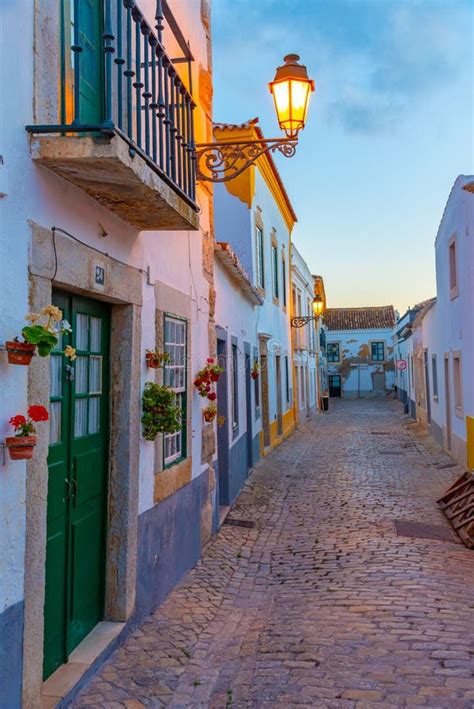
[26,0,199,231]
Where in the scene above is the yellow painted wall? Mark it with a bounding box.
[467,416,474,469]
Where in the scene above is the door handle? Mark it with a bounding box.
[71,478,78,498]
[63,478,71,502]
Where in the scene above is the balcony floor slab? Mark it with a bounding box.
[31,134,199,231]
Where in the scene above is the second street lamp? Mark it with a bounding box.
[196,55,315,182]
[291,294,324,328]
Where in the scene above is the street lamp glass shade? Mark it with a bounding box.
[312,294,324,317]
[269,54,315,138]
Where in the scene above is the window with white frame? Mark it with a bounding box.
[327,342,340,363]
[453,353,463,414]
[281,255,287,307]
[431,354,438,399]
[163,316,187,466]
[449,236,458,298]
[256,226,265,289]
[371,341,385,362]
[284,355,290,404]
[272,242,279,300]
[231,343,239,430]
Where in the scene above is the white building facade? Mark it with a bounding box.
[395,176,474,469]
[324,307,396,398]
[214,119,297,454]
[0,1,218,704]
[213,242,263,511]
[290,245,320,420]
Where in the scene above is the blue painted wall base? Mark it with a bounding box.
[0,600,24,708]
[136,468,210,617]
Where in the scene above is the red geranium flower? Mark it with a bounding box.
[207,358,214,364]
[207,392,217,401]
[9,415,27,429]
[28,405,49,422]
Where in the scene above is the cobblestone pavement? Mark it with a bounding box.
[73,400,474,708]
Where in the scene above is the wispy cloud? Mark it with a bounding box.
[212,0,473,134]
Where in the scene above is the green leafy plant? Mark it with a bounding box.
[20,305,74,358]
[142,382,182,441]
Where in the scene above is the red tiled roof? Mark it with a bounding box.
[324,306,396,331]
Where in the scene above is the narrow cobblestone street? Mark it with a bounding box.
[74,400,474,708]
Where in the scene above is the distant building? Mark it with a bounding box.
[393,299,436,419]
[324,307,396,398]
[290,245,321,421]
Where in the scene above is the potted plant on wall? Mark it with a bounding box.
[193,358,224,398]
[202,404,217,423]
[5,405,49,460]
[141,381,182,441]
[251,359,260,380]
[145,349,171,370]
[5,305,74,365]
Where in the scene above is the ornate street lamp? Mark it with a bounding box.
[291,293,324,328]
[196,54,315,183]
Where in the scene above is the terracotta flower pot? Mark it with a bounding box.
[5,341,36,365]
[251,371,259,380]
[5,435,37,460]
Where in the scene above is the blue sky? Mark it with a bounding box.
[212,0,473,313]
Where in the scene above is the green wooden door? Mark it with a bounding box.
[44,293,110,680]
[63,0,103,124]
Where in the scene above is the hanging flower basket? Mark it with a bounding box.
[251,360,260,380]
[5,405,49,461]
[203,404,217,423]
[194,358,223,399]
[5,341,36,365]
[145,349,171,369]
[5,435,37,460]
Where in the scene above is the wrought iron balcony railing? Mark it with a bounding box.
[26,0,197,210]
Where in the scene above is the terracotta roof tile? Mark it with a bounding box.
[324,306,396,331]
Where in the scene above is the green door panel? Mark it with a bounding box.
[43,525,69,679]
[78,0,104,123]
[68,508,104,650]
[62,0,103,124]
[73,449,105,506]
[44,292,110,680]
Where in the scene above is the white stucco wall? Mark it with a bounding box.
[326,329,395,397]
[214,261,261,447]
[434,176,474,428]
[215,164,294,431]
[0,0,212,614]
[250,170,293,424]
[291,244,319,415]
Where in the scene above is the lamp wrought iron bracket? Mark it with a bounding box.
[291,316,318,328]
[195,136,298,183]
